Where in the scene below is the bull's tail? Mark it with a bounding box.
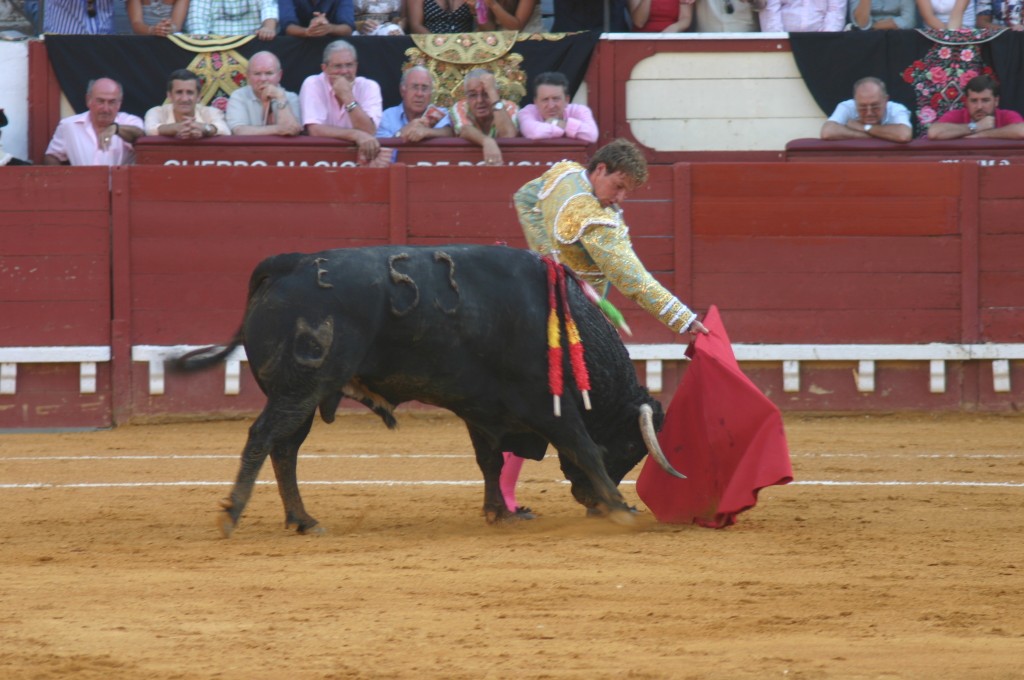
[171,331,244,373]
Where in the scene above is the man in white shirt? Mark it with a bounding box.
[820,77,913,143]
[144,69,231,139]
[44,78,145,166]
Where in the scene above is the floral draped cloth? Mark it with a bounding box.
[902,27,1004,136]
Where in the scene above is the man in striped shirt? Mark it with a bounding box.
[43,0,115,34]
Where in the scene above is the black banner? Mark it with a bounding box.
[45,32,601,119]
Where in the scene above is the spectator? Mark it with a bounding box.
[279,0,355,37]
[693,0,762,31]
[760,0,846,31]
[628,0,693,32]
[850,0,917,28]
[820,76,912,143]
[927,75,1024,140]
[917,0,974,27]
[518,71,598,143]
[144,69,231,138]
[478,0,544,31]
[376,66,453,140]
[186,0,278,38]
[0,109,32,166]
[450,68,519,166]
[226,51,303,136]
[127,0,189,36]
[43,78,144,166]
[976,0,1023,28]
[551,0,629,30]
[43,0,116,34]
[354,0,407,33]
[300,40,383,163]
[408,0,474,33]
[503,139,709,517]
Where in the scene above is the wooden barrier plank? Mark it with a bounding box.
[980,234,1024,271]
[404,167,544,203]
[977,199,1024,235]
[694,272,961,311]
[715,309,961,343]
[130,236,390,274]
[0,300,110,345]
[693,235,961,273]
[981,309,1024,341]
[132,308,246,343]
[128,166,390,202]
[980,272,1024,308]
[0,167,110,209]
[132,274,251,311]
[0,364,111,429]
[0,219,109,255]
[692,163,961,198]
[128,202,390,239]
[0,255,109,301]
[978,165,1024,199]
[692,197,959,236]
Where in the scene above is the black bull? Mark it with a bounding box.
[175,245,685,536]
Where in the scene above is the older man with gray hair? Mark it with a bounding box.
[226,51,302,136]
[299,39,383,163]
[376,66,453,141]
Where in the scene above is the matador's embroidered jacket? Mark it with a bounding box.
[514,160,695,334]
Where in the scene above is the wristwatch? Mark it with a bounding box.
[968,121,978,133]
[345,101,359,112]
[492,101,506,112]
[863,124,873,133]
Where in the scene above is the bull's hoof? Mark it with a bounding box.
[217,497,239,538]
[607,508,637,526]
[216,510,237,538]
[500,506,536,522]
[296,523,325,536]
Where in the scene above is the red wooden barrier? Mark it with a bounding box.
[2,161,1024,428]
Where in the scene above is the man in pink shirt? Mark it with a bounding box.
[43,78,144,166]
[928,75,1024,140]
[299,39,384,164]
[518,71,598,144]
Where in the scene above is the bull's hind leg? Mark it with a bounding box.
[219,400,316,538]
[268,411,321,534]
[465,425,512,523]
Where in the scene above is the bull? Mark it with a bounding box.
[175,245,684,537]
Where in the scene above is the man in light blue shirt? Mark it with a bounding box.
[376,66,453,141]
[821,76,913,143]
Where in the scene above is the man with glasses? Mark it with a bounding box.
[820,76,913,143]
[299,39,383,163]
[376,66,452,141]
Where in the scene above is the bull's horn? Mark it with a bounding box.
[639,404,687,479]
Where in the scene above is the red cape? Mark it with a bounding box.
[636,305,793,528]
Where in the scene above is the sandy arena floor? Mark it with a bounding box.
[1,410,1022,679]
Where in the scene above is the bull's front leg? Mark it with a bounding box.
[556,447,634,525]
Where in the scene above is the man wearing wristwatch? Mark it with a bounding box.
[227,51,303,137]
[450,68,520,166]
[44,77,144,166]
[299,40,384,164]
[820,76,912,144]
[144,69,231,140]
[927,75,1024,141]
